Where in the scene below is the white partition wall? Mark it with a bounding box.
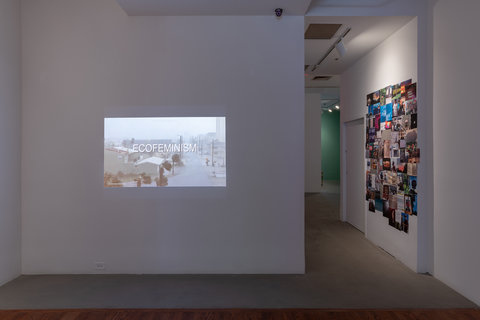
[340,18,424,271]
[21,0,305,274]
[0,0,21,286]
[433,0,480,306]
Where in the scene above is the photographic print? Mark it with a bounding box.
[393,100,399,117]
[397,173,407,194]
[406,99,417,115]
[407,163,417,176]
[380,88,387,106]
[386,103,393,121]
[401,212,409,233]
[382,184,390,200]
[405,129,417,146]
[405,195,413,215]
[408,147,420,163]
[367,92,374,106]
[375,114,381,131]
[391,131,399,143]
[392,85,402,100]
[381,129,392,142]
[397,162,406,174]
[385,171,397,185]
[410,113,417,129]
[397,194,405,211]
[375,175,382,191]
[389,193,398,210]
[389,184,398,196]
[373,91,380,105]
[411,193,417,216]
[401,115,411,130]
[392,116,404,131]
[399,149,407,163]
[383,140,391,159]
[399,99,406,116]
[395,210,402,230]
[408,176,417,193]
[375,198,384,212]
[400,79,413,92]
[380,105,386,123]
[389,209,396,227]
[390,158,399,173]
[369,128,376,143]
[386,85,393,98]
[404,83,417,100]
[383,200,391,218]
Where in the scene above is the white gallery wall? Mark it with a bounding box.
[21,0,305,274]
[340,18,421,271]
[305,92,322,192]
[433,0,480,305]
[0,0,21,286]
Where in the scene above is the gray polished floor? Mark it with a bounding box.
[0,182,476,309]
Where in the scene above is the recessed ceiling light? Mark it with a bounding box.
[328,109,333,113]
[335,105,340,109]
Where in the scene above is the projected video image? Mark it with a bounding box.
[104,117,226,187]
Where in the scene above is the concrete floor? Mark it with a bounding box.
[0,184,476,309]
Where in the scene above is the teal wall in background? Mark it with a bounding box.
[321,110,340,180]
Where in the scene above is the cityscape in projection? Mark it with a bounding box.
[104,117,226,187]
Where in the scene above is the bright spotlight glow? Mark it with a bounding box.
[335,105,340,110]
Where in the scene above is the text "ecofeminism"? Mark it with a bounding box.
[132,143,198,153]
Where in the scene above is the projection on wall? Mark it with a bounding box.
[365,80,419,233]
[104,117,226,187]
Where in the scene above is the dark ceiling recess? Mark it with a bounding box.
[305,24,342,39]
[312,76,332,81]
[305,65,309,71]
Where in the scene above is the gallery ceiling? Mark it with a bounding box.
[113,1,414,93]
[116,0,313,16]
[304,16,414,88]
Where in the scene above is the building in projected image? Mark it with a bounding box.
[104,117,226,188]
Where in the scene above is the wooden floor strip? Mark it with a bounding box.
[0,309,479,320]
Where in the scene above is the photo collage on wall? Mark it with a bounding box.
[365,79,419,234]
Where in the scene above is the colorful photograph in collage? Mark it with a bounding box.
[365,79,419,233]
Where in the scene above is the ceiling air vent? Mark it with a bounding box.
[312,76,332,81]
[305,24,342,40]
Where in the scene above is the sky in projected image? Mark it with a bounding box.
[105,117,217,141]
[104,117,226,188]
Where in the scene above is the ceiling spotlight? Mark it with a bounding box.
[335,105,340,110]
[335,39,347,58]
[328,109,333,113]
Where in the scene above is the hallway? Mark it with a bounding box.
[0,187,475,309]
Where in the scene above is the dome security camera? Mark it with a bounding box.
[274,8,283,17]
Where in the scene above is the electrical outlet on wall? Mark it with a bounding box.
[94,261,105,270]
